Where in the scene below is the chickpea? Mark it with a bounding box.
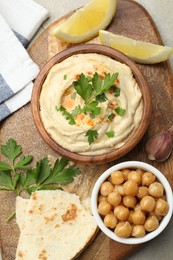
[128,170,141,185]
[114,221,132,238]
[98,201,112,216]
[137,186,149,199]
[114,185,125,196]
[110,171,124,185]
[98,195,107,203]
[108,191,121,207]
[132,225,146,238]
[136,168,144,176]
[142,171,156,186]
[140,195,156,212]
[144,215,159,232]
[104,214,118,229]
[154,198,169,216]
[149,182,164,198]
[127,210,135,224]
[149,212,163,221]
[132,210,146,225]
[123,195,137,209]
[100,181,114,196]
[123,180,138,196]
[114,205,129,221]
[134,203,142,212]
[121,169,131,181]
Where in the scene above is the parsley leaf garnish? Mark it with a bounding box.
[71,101,101,118]
[0,139,80,196]
[106,130,115,138]
[73,72,119,103]
[64,74,67,80]
[115,106,126,116]
[84,101,101,117]
[71,105,83,117]
[56,106,76,125]
[87,76,92,82]
[114,87,121,97]
[100,73,118,94]
[96,93,107,103]
[85,130,98,144]
[73,73,93,103]
[92,72,102,95]
[108,113,115,121]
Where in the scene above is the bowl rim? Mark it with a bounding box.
[31,44,152,164]
[91,161,173,244]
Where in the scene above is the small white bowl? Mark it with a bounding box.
[91,161,173,244]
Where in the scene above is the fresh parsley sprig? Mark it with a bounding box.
[70,72,119,119]
[74,72,119,102]
[86,130,98,145]
[72,101,101,118]
[56,106,76,125]
[73,73,93,103]
[0,139,80,196]
[57,72,119,124]
[96,73,118,96]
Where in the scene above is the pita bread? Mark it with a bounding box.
[15,190,97,260]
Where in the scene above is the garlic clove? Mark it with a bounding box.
[145,130,173,162]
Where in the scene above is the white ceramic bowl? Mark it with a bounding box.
[91,161,173,244]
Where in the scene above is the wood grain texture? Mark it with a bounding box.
[0,0,173,259]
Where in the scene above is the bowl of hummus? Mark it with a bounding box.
[31,44,152,164]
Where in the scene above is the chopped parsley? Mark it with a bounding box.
[114,87,121,97]
[108,113,115,121]
[106,130,115,138]
[115,106,126,116]
[63,74,67,80]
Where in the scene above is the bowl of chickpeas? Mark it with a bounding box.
[91,161,173,244]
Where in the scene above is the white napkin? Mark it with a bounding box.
[0,0,49,122]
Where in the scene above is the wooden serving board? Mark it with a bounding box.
[0,0,173,259]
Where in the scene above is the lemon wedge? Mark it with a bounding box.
[99,30,173,64]
[52,0,116,43]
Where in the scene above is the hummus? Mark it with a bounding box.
[40,53,143,155]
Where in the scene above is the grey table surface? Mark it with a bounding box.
[32,1,173,260]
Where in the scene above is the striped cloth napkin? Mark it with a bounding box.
[0,0,49,122]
